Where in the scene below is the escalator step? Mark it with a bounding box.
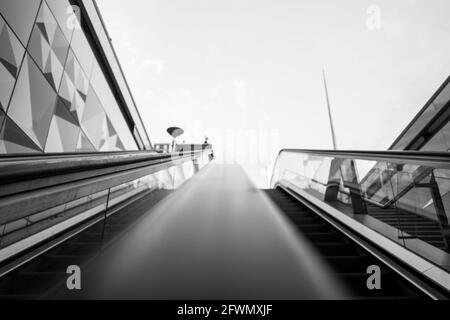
[324,256,378,273]
[314,243,361,256]
[292,224,333,233]
[0,272,65,295]
[298,232,343,243]
[264,188,424,299]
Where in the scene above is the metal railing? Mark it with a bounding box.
[0,148,213,265]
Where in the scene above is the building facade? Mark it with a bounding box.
[390,76,450,151]
[0,0,151,154]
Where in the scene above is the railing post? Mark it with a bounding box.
[325,158,367,214]
[429,172,450,252]
[344,159,367,215]
[324,158,342,203]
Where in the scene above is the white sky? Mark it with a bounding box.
[97,0,450,159]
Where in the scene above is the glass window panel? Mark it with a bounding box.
[58,50,88,122]
[0,0,41,46]
[44,98,80,152]
[28,2,69,91]
[80,87,126,152]
[441,121,450,151]
[421,131,448,152]
[434,82,450,111]
[64,50,89,99]
[434,169,450,218]
[0,108,5,133]
[90,61,137,151]
[0,114,42,154]
[7,54,57,149]
[404,104,437,147]
[0,15,25,111]
[391,129,416,150]
[76,130,95,152]
[70,28,94,78]
[396,186,437,220]
[44,0,75,42]
[81,86,108,150]
[90,61,109,104]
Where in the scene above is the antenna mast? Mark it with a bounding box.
[322,67,338,150]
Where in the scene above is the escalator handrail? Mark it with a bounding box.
[0,149,206,182]
[0,149,212,224]
[271,148,450,190]
[273,149,450,165]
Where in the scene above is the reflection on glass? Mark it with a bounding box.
[81,86,125,151]
[59,50,88,123]
[90,61,137,150]
[70,28,95,78]
[7,55,57,149]
[76,130,95,152]
[108,174,159,209]
[272,150,450,269]
[45,0,75,42]
[422,131,448,152]
[0,189,109,249]
[0,0,41,45]
[0,15,25,111]
[0,111,41,154]
[28,2,69,91]
[44,99,80,152]
[0,0,148,155]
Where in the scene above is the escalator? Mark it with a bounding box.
[0,184,433,299]
[0,190,172,299]
[0,149,449,299]
[265,188,426,299]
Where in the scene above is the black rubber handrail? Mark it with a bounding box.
[273,149,450,168]
[0,150,204,183]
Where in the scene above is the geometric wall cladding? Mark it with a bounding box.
[7,55,57,149]
[81,86,111,150]
[0,15,25,110]
[0,1,138,155]
[0,0,41,46]
[0,109,41,154]
[44,0,75,42]
[76,131,95,152]
[28,2,69,91]
[58,50,89,123]
[81,87,124,152]
[44,99,80,152]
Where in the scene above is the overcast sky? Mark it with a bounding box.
[97,0,450,157]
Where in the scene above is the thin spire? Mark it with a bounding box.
[322,67,337,150]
